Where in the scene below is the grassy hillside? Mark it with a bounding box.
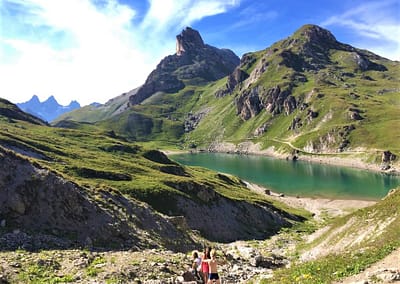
[261,187,400,283]
[56,25,400,167]
[186,26,400,157]
[53,91,133,123]
[0,99,311,244]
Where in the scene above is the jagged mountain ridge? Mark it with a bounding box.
[17,95,80,122]
[129,27,239,105]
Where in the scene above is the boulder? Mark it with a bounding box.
[349,111,363,120]
[382,151,396,163]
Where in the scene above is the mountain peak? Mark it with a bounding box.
[129,27,239,105]
[176,27,205,56]
[31,95,40,103]
[44,95,58,104]
[17,95,81,122]
[295,24,337,46]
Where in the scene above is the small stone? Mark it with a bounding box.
[0,219,5,227]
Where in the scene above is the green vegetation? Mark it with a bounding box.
[0,100,311,221]
[53,26,399,167]
[262,188,400,283]
[86,256,107,277]
[17,255,74,284]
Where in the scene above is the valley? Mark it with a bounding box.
[1,23,399,283]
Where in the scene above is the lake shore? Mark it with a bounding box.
[245,181,377,220]
[164,142,399,175]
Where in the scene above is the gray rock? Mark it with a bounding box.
[8,195,25,214]
[0,147,196,250]
[382,151,396,163]
[235,87,263,120]
[129,27,239,106]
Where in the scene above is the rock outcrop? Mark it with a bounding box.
[235,87,263,120]
[165,180,302,242]
[184,108,210,132]
[129,27,239,105]
[215,67,249,97]
[303,125,355,153]
[382,151,397,163]
[0,147,194,251]
[235,85,296,120]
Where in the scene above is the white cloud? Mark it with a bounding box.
[0,0,240,106]
[321,0,400,60]
[142,0,239,32]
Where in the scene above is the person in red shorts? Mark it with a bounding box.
[202,249,221,284]
[200,246,211,283]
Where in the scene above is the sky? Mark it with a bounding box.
[0,0,399,106]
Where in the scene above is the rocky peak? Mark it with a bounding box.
[298,24,338,47]
[129,28,239,105]
[176,27,205,56]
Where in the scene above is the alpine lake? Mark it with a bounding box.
[171,152,400,200]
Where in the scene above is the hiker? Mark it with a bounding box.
[200,247,211,283]
[202,249,221,284]
[190,251,202,280]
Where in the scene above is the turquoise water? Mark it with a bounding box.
[171,153,400,200]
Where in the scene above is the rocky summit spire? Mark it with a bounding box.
[129,27,239,105]
[176,27,205,56]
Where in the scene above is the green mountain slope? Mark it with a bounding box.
[53,90,134,124]
[187,25,399,159]
[57,24,400,169]
[267,187,400,283]
[0,98,309,249]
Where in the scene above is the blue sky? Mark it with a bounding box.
[0,0,399,105]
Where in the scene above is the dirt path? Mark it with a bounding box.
[334,248,400,283]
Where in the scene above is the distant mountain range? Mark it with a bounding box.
[17,95,80,122]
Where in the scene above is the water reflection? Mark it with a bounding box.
[172,153,400,200]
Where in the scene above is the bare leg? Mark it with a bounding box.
[204,273,208,284]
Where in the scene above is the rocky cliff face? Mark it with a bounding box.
[129,27,239,105]
[165,179,301,242]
